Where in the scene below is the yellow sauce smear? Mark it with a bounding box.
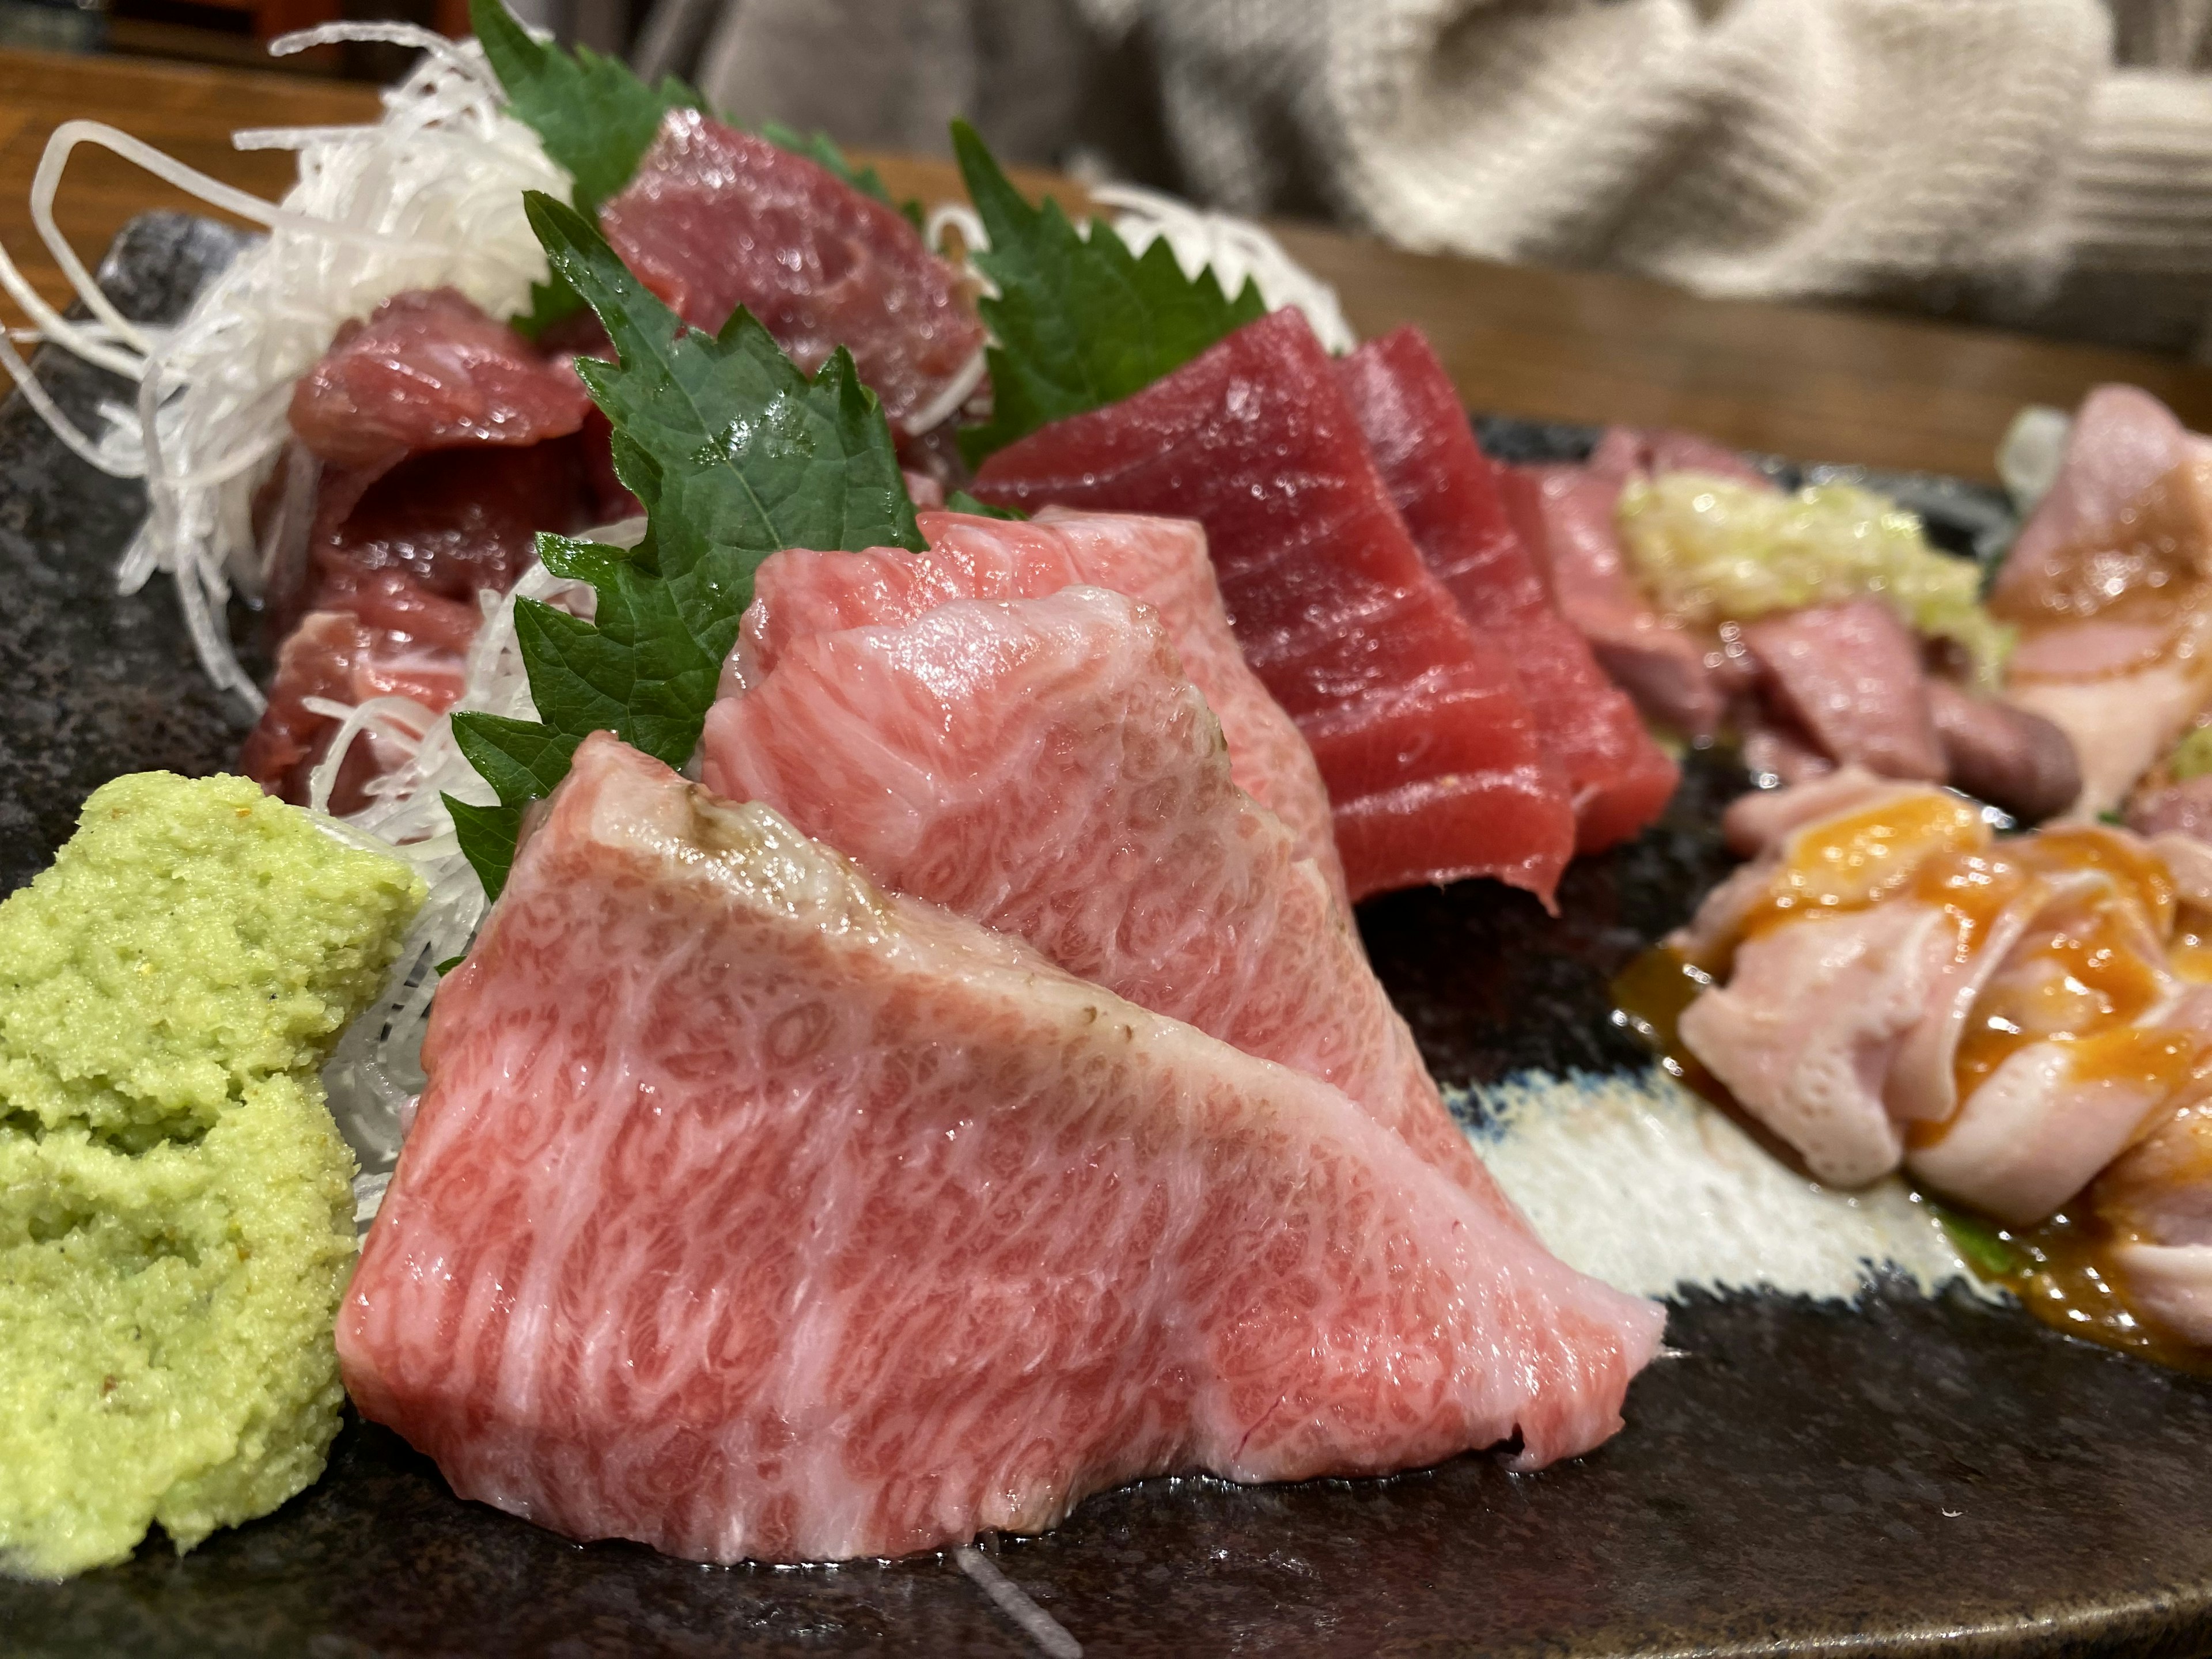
[1614,807,2212,1368]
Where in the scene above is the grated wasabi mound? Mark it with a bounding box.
[0,771,423,1578]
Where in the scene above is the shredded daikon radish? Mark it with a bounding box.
[311,554,599,1194]
[955,1547,1084,1659]
[903,346,988,434]
[1,29,569,709]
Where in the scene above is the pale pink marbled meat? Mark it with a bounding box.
[733,506,1348,908]
[702,586,1503,1214]
[339,735,1663,1563]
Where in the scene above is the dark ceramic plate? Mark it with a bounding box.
[6,218,2212,1659]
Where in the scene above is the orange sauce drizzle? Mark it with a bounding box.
[1611,801,2212,1367]
[1991,454,2212,629]
[1948,1209,2212,1378]
[1732,794,1988,945]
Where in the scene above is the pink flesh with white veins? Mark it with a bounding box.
[339,734,1665,1565]
[700,585,1501,1213]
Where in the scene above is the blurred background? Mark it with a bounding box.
[3,0,2209,357]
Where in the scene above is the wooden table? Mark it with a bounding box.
[8,45,2212,482]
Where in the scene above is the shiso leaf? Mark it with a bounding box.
[447,193,923,899]
[469,0,698,216]
[950,119,1265,466]
[469,0,700,335]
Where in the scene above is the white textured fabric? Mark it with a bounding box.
[1079,0,2212,350]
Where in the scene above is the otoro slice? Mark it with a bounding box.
[702,586,1495,1206]
[340,736,1662,1563]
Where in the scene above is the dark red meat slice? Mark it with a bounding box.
[248,441,592,806]
[701,585,1498,1207]
[339,734,1663,1562]
[1336,328,1677,853]
[312,441,588,607]
[1741,600,1945,782]
[249,290,614,806]
[1925,680,2080,823]
[236,605,466,811]
[599,111,984,435]
[287,287,590,474]
[970,308,1574,906]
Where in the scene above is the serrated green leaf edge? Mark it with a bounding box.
[471,0,699,217]
[950,119,1265,467]
[442,195,924,899]
[944,489,1027,521]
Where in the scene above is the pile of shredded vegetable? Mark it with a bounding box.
[0,23,566,710]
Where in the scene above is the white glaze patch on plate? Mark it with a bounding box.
[1463,1067,1995,1305]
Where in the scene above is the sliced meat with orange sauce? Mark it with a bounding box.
[1679,899,1959,1185]
[1994,385,2212,817]
[2095,1100,2212,1344]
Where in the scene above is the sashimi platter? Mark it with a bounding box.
[5,12,2212,1656]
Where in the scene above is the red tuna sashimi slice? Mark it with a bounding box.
[733,506,1346,907]
[339,734,1664,1562]
[287,287,591,474]
[1335,328,1677,853]
[701,585,1501,1209]
[969,308,1574,905]
[599,111,984,436]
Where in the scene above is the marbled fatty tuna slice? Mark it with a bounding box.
[339,736,1662,1564]
[1335,327,1678,853]
[701,586,1500,1207]
[970,308,1574,906]
[732,506,1347,907]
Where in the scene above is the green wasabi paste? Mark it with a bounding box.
[0,771,422,1578]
